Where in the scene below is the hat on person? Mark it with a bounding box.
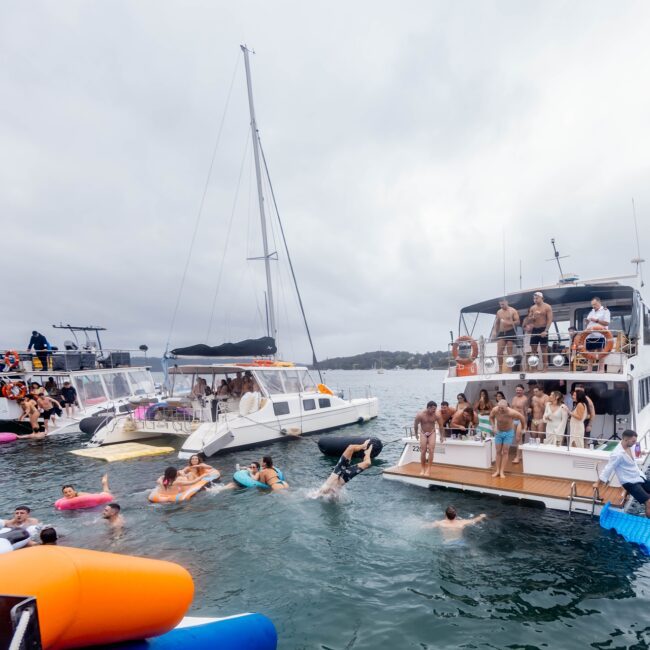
[534,291,544,298]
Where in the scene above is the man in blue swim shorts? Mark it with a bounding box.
[489,400,523,478]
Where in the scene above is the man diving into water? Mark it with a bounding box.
[317,440,373,497]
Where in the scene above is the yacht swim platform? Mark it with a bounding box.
[383,457,626,515]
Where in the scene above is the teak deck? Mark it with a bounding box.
[383,461,624,505]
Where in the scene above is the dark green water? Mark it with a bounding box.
[2,370,650,649]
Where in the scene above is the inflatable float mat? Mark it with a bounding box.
[317,436,383,459]
[0,545,193,648]
[148,472,220,503]
[0,432,19,444]
[99,614,277,650]
[71,442,175,462]
[79,415,114,435]
[55,492,114,511]
[600,502,650,554]
[233,468,284,489]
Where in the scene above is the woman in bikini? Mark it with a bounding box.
[179,454,219,481]
[154,467,205,497]
[257,456,289,491]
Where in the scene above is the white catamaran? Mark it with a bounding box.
[90,46,379,456]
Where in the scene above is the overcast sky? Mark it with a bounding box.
[2,1,650,360]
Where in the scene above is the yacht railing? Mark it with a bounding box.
[448,329,635,376]
[0,347,144,373]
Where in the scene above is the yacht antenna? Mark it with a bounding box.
[631,198,645,287]
[241,44,277,349]
[546,238,569,279]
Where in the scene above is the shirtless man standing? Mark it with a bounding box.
[511,384,529,464]
[491,298,520,371]
[436,402,456,441]
[523,291,553,370]
[414,401,438,475]
[489,400,523,478]
[530,386,549,442]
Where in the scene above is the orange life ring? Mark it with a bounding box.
[451,336,478,366]
[2,382,27,400]
[3,350,20,370]
[574,326,614,361]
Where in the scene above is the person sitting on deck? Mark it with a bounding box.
[44,377,60,398]
[414,401,438,476]
[317,441,373,497]
[60,381,78,417]
[593,429,650,517]
[489,400,523,479]
[423,505,487,541]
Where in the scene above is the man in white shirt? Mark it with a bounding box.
[593,429,650,516]
[585,297,611,372]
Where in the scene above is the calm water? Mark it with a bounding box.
[2,370,650,649]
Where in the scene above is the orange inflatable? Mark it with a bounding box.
[0,546,193,649]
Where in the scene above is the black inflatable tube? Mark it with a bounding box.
[317,436,382,459]
[79,415,114,435]
[0,528,30,545]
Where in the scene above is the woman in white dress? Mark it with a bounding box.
[542,390,568,446]
[569,389,588,448]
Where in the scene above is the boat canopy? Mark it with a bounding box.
[171,337,277,358]
[460,285,636,315]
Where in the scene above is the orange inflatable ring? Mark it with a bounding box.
[3,350,20,370]
[317,383,334,396]
[0,545,193,649]
[451,336,479,366]
[574,326,614,361]
[2,381,27,400]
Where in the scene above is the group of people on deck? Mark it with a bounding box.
[13,378,78,436]
[191,372,261,401]
[492,293,612,372]
[414,382,597,478]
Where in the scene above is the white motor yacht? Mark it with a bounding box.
[384,265,650,515]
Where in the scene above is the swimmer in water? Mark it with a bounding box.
[179,453,220,481]
[2,505,40,529]
[424,505,486,541]
[257,456,289,491]
[316,440,373,497]
[61,473,111,500]
[153,466,206,497]
[102,503,124,529]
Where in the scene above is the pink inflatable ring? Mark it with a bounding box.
[0,433,18,444]
[55,492,114,511]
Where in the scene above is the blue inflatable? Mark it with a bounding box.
[233,468,284,489]
[600,502,650,554]
[102,614,277,650]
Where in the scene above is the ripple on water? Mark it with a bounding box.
[1,370,650,649]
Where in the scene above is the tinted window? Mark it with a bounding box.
[303,399,316,411]
[273,402,290,416]
[318,398,331,408]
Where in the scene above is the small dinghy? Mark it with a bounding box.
[317,436,383,459]
[600,502,650,554]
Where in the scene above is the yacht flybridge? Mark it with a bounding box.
[384,265,650,515]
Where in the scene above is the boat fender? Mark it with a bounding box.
[55,492,114,511]
[317,436,383,459]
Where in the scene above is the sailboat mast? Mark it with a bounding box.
[241,44,277,349]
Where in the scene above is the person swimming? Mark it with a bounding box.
[179,453,220,482]
[256,456,288,491]
[61,473,111,500]
[423,505,487,542]
[316,440,373,497]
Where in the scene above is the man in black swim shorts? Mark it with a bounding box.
[491,298,520,371]
[524,291,553,371]
[317,440,373,497]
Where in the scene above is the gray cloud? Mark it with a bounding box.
[2,1,649,361]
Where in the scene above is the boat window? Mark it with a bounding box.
[644,308,650,345]
[298,370,318,392]
[171,374,192,397]
[318,398,331,408]
[74,374,108,405]
[273,401,290,416]
[571,382,629,415]
[128,370,155,396]
[303,399,316,411]
[256,370,285,395]
[104,372,131,400]
[640,377,650,410]
[282,371,303,393]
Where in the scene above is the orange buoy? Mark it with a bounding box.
[451,336,479,366]
[0,546,193,649]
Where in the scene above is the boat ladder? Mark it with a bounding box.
[568,481,601,516]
